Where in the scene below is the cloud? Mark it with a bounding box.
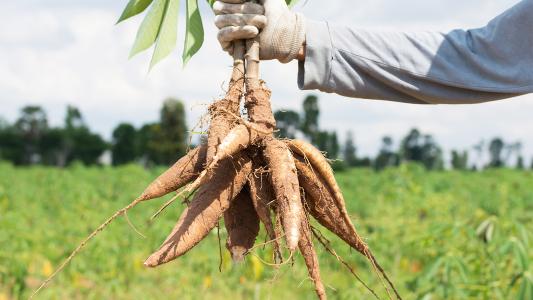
[0,0,531,165]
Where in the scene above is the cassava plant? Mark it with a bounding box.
[31,1,401,299]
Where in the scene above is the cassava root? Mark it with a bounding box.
[33,38,400,300]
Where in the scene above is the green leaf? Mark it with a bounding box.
[517,278,531,300]
[182,0,204,65]
[424,256,444,280]
[286,0,300,8]
[452,257,469,282]
[515,222,530,247]
[206,0,216,7]
[501,237,529,271]
[150,0,180,68]
[117,0,154,24]
[129,0,167,58]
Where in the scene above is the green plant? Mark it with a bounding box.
[117,0,300,68]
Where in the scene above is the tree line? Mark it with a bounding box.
[0,95,531,170]
[273,95,531,171]
[0,98,187,167]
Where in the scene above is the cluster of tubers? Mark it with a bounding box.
[32,41,400,300]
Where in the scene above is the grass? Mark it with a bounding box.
[0,162,531,299]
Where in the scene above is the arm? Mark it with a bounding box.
[214,0,533,104]
[298,0,533,104]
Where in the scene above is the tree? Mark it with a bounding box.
[374,136,399,171]
[274,110,300,139]
[65,105,83,130]
[355,157,372,168]
[301,95,320,142]
[138,123,159,166]
[158,98,188,165]
[328,132,339,159]
[451,150,469,170]
[516,156,525,170]
[421,135,444,170]
[505,141,522,167]
[343,131,357,166]
[137,99,188,166]
[400,129,443,170]
[313,131,339,159]
[400,129,424,162]
[472,140,485,169]
[61,106,107,166]
[0,124,24,164]
[15,106,48,164]
[112,123,138,165]
[488,138,505,168]
[40,128,65,166]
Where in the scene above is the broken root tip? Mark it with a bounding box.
[143,256,159,268]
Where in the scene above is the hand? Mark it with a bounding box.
[214,0,306,63]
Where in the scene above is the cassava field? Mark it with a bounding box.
[0,162,531,300]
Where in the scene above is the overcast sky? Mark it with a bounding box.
[0,0,531,165]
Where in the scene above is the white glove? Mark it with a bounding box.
[214,0,306,63]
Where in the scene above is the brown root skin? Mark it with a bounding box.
[286,140,358,246]
[293,154,368,253]
[200,124,259,185]
[299,217,327,300]
[285,140,342,206]
[224,187,260,263]
[244,86,276,133]
[294,154,402,300]
[206,44,245,165]
[263,138,303,251]
[138,144,207,201]
[247,164,283,264]
[144,153,252,267]
[206,86,242,165]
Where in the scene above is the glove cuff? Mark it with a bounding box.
[279,13,306,63]
[266,11,306,63]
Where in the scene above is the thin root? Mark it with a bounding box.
[217,222,223,272]
[310,226,381,300]
[30,198,143,299]
[218,106,272,136]
[250,250,294,268]
[150,184,197,221]
[245,233,285,256]
[124,211,146,239]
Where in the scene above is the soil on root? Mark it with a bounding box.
[263,137,303,252]
[144,153,252,267]
[298,216,327,300]
[224,186,260,262]
[248,159,283,263]
[139,143,207,201]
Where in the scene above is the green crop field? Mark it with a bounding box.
[0,162,531,300]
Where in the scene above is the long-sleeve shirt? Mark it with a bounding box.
[298,0,533,104]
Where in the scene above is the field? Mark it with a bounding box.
[0,162,531,300]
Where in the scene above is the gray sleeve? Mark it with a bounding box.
[298,0,533,104]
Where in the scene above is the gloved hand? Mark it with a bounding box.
[214,0,306,63]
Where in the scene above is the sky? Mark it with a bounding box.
[0,0,531,165]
